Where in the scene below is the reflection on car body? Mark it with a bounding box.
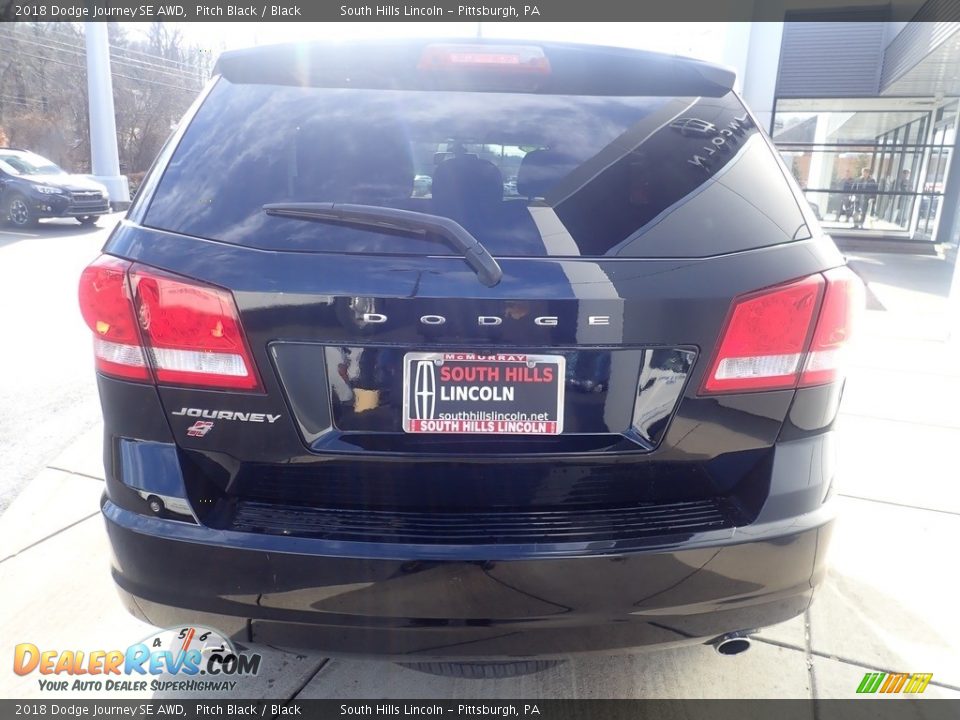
[79,40,861,677]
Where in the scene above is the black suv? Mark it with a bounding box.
[79,41,861,675]
[1,148,110,227]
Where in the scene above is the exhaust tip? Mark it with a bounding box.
[713,633,752,656]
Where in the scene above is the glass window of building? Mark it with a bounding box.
[771,97,958,241]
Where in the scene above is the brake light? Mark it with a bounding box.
[78,256,149,381]
[702,275,824,394]
[702,268,864,395]
[129,266,260,390]
[78,255,260,391]
[418,44,551,75]
[799,266,864,387]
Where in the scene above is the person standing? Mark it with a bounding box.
[895,168,913,227]
[853,167,878,229]
[838,171,855,222]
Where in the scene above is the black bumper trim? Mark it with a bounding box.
[104,499,834,659]
[226,497,743,545]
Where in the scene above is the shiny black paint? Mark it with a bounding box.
[96,220,846,655]
[270,344,693,448]
[102,222,844,473]
[96,376,176,521]
[104,493,834,658]
[92,40,850,659]
[781,380,847,440]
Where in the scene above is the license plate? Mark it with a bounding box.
[402,352,565,435]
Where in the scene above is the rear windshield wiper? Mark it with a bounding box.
[262,203,503,288]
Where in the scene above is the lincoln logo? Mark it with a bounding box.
[669,113,755,173]
[414,360,437,420]
[669,117,719,136]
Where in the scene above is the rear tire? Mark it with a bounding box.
[75,215,99,226]
[5,194,36,228]
[398,660,563,679]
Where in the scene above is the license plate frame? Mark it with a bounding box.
[402,352,565,435]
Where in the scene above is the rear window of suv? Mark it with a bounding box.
[143,79,810,258]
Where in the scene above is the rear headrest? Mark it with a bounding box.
[431,156,503,217]
[296,123,413,203]
[517,149,577,200]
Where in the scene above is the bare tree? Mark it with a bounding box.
[0,22,208,177]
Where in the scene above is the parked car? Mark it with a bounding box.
[79,40,861,678]
[0,148,110,228]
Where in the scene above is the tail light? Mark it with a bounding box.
[129,266,260,390]
[78,256,149,381]
[800,266,865,387]
[78,256,260,391]
[702,267,863,395]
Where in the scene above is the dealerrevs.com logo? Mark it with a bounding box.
[13,626,261,693]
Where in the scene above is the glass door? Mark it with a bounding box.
[771,97,958,240]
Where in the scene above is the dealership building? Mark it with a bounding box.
[725,11,960,247]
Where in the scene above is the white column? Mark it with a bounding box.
[949,249,960,343]
[803,112,834,216]
[740,22,785,134]
[946,105,960,343]
[84,22,130,208]
[721,22,752,95]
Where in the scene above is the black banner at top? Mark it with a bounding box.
[0,0,949,23]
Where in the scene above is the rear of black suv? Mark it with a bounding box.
[81,40,861,662]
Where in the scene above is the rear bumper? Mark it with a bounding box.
[103,497,834,660]
[97,376,840,659]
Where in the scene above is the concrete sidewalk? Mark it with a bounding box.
[1,251,958,700]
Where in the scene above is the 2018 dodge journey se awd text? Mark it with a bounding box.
[79,40,862,677]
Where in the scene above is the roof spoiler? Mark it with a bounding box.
[215,40,737,97]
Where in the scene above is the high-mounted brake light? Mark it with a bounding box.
[702,268,864,395]
[129,266,260,391]
[78,256,260,391]
[418,44,551,75]
[78,256,150,381]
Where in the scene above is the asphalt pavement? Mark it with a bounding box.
[0,223,958,699]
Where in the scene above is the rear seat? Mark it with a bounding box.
[428,155,544,255]
[431,155,503,223]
